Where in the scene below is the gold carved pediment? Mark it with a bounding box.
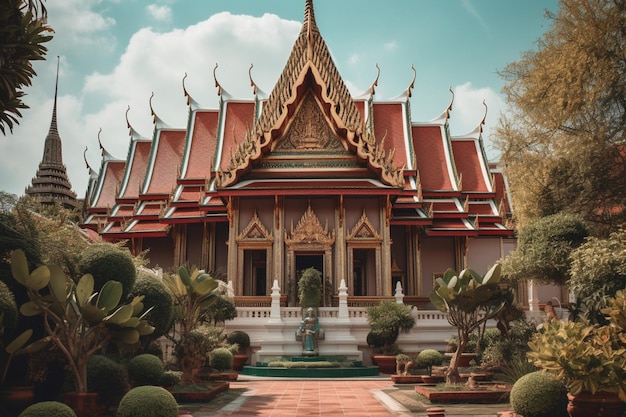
[236,211,273,242]
[347,209,381,241]
[274,93,345,152]
[285,204,335,246]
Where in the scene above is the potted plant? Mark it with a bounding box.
[527,288,626,417]
[226,330,250,371]
[429,264,512,384]
[367,300,415,373]
[162,266,220,385]
[9,249,154,416]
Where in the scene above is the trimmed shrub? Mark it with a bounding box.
[87,354,129,405]
[159,370,181,387]
[200,294,237,326]
[510,371,568,417]
[116,386,178,417]
[226,330,250,351]
[129,271,174,338]
[366,331,385,349]
[18,401,77,417]
[126,354,164,386]
[209,347,233,371]
[78,243,136,299]
[416,349,444,371]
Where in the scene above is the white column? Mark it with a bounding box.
[337,279,349,322]
[394,281,404,303]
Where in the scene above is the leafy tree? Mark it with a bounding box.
[495,0,626,233]
[501,213,589,286]
[1,0,52,134]
[429,264,512,384]
[568,228,626,323]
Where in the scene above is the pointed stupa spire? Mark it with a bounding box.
[25,57,79,210]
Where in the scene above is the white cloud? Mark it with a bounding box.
[348,53,360,65]
[46,0,116,48]
[384,41,397,51]
[1,12,301,197]
[146,4,172,22]
[449,82,505,159]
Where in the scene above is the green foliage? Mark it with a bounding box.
[265,360,353,368]
[200,294,236,326]
[367,300,415,354]
[510,371,568,417]
[87,354,129,405]
[0,1,52,135]
[527,309,626,400]
[0,281,18,343]
[78,243,137,300]
[9,249,154,392]
[297,267,322,309]
[501,213,589,285]
[18,401,77,417]
[366,331,385,349]
[569,228,626,323]
[416,349,444,370]
[116,386,178,417]
[495,0,626,231]
[499,355,539,384]
[126,353,164,386]
[158,370,181,387]
[209,347,233,372]
[481,320,537,368]
[429,264,512,383]
[130,270,174,338]
[226,330,250,350]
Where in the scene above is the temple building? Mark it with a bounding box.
[26,59,79,211]
[83,0,514,308]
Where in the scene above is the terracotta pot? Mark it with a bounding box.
[567,391,625,417]
[64,392,105,417]
[232,354,249,371]
[371,355,397,374]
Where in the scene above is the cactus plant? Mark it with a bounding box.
[9,249,154,393]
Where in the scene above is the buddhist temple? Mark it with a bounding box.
[82,0,514,309]
[26,58,79,211]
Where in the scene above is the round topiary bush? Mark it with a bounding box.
[87,354,129,405]
[0,280,18,341]
[116,386,178,417]
[126,354,164,386]
[366,331,385,350]
[510,371,568,417]
[78,243,136,299]
[416,349,445,373]
[18,401,77,417]
[226,330,250,351]
[209,347,233,371]
[129,271,174,338]
[158,370,181,387]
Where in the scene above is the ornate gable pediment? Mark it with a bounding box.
[274,93,347,153]
[347,209,381,242]
[236,211,273,242]
[285,204,335,246]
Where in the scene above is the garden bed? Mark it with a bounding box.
[414,383,510,403]
[170,382,230,403]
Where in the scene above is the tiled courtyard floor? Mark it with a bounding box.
[178,377,512,417]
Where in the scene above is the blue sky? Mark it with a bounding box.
[1,0,558,198]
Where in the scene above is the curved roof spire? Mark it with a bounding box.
[303,0,319,59]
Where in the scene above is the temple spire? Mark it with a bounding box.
[25,57,79,210]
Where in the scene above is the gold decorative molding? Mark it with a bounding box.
[236,211,273,242]
[285,204,335,246]
[347,209,381,241]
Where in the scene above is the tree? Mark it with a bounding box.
[501,213,589,286]
[494,0,626,233]
[1,0,53,134]
[429,264,512,384]
[568,228,626,323]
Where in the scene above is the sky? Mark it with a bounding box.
[1,0,559,199]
